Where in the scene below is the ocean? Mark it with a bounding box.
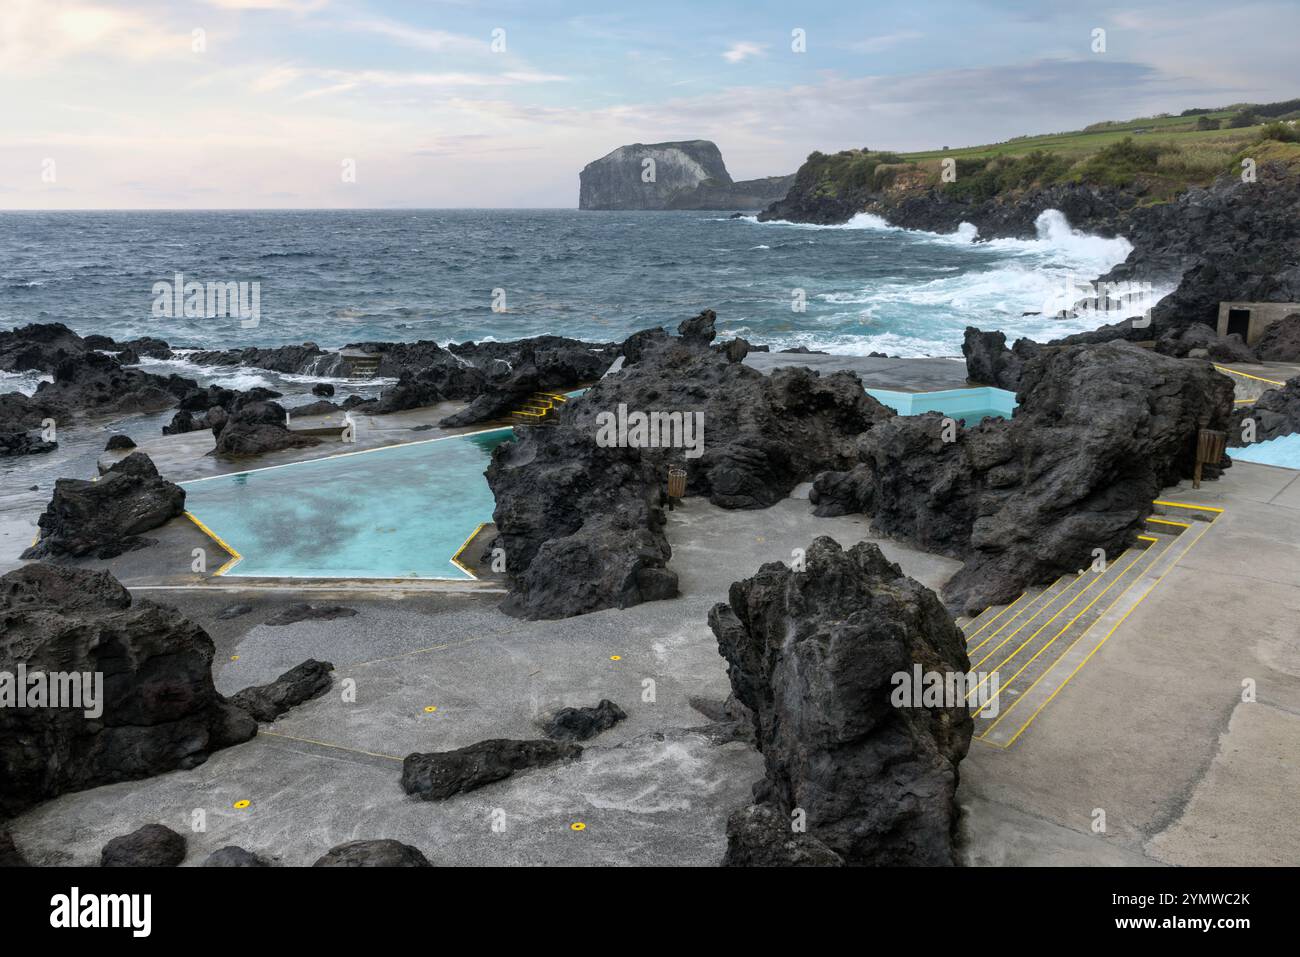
[0,208,1153,392]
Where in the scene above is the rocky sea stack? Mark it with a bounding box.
[579,140,793,211]
[710,537,972,866]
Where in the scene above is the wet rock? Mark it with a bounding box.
[313,839,432,867]
[289,399,340,417]
[401,739,582,800]
[0,829,30,867]
[721,804,845,867]
[311,382,335,397]
[100,824,187,867]
[105,433,136,451]
[0,322,88,373]
[264,603,357,626]
[0,430,56,457]
[163,385,282,436]
[811,341,1235,612]
[0,564,256,816]
[1254,313,1300,362]
[678,308,718,345]
[33,350,187,417]
[187,343,342,377]
[210,398,319,457]
[21,452,185,560]
[709,537,971,865]
[962,327,1041,390]
[228,659,334,722]
[539,699,627,741]
[1230,375,1300,446]
[216,603,253,620]
[486,312,891,618]
[203,846,271,867]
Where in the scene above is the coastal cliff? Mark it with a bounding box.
[579,140,793,210]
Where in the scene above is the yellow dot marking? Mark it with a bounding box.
[423,706,438,713]
[609,655,621,661]
[233,800,250,810]
[570,822,586,831]
[230,655,239,661]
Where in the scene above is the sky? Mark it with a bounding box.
[1,0,1297,209]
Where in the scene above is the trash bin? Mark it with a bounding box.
[667,466,687,509]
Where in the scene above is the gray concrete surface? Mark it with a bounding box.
[744,352,972,391]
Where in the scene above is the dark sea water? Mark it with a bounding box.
[0,208,1153,367]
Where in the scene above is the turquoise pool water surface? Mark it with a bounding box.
[866,386,1017,424]
[183,428,511,579]
[1228,433,1300,470]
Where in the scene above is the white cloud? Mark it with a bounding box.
[0,0,193,74]
[722,42,767,63]
[849,30,924,53]
[345,17,484,54]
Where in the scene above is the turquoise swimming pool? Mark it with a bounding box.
[1228,432,1300,470]
[183,427,512,579]
[866,386,1017,425]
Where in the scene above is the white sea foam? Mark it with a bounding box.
[0,369,52,396]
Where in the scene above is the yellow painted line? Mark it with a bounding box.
[969,578,1070,656]
[1136,534,1159,542]
[1233,398,1255,404]
[449,521,488,578]
[1212,365,1285,386]
[1145,517,1190,528]
[1153,499,1224,513]
[184,511,242,576]
[993,519,1214,747]
[963,592,1027,643]
[257,729,404,763]
[971,547,1147,713]
[970,574,1091,674]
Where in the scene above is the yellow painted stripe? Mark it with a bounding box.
[1136,534,1159,542]
[449,522,487,579]
[969,579,1070,656]
[257,729,404,763]
[184,511,242,575]
[963,592,1027,643]
[1212,365,1285,386]
[1152,499,1224,513]
[995,518,1215,747]
[971,547,1147,714]
[969,575,1090,676]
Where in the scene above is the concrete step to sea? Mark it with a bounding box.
[956,504,1221,748]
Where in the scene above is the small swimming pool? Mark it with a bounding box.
[183,428,512,579]
[866,386,1017,425]
[1228,432,1300,470]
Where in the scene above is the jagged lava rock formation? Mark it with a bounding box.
[579,140,792,210]
[486,310,892,619]
[22,452,185,560]
[0,565,256,816]
[812,341,1235,613]
[1230,375,1300,446]
[710,537,972,866]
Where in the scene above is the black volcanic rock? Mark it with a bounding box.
[1255,313,1300,361]
[203,846,272,867]
[105,433,137,451]
[22,452,185,560]
[401,739,582,800]
[486,312,891,619]
[811,341,1235,612]
[264,603,357,626]
[1230,376,1300,446]
[709,537,972,866]
[962,327,1041,390]
[539,699,627,742]
[228,659,334,722]
[101,824,186,867]
[0,829,30,867]
[311,382,335,397]
[163,384,282,436]
[313,839,432,867]
[0,564,256,816]
[210,398,319,456]
[33,350,187,418]
[722,803,845,867]
[0,322,88,373]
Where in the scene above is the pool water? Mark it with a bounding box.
[182,428,512,579]
[1228,432,1300,470]
[867,386,1017,425]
